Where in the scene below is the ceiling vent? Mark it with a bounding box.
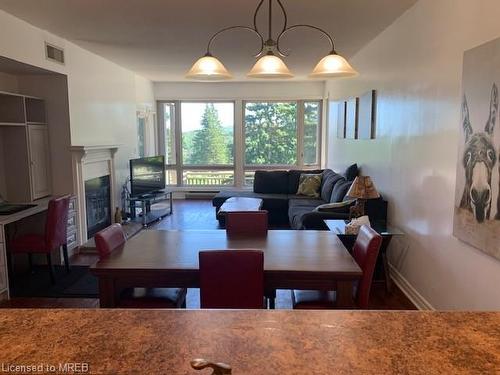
[45,42,65,64]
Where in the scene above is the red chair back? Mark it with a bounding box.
[352,225,382,308]
[226,211,268,236]
[199,250,264,309]
[45,195,70,250]
[94,224,126,259]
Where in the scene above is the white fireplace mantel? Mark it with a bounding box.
[71,145,120,244]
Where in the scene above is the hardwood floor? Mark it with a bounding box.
[0,199,416,310]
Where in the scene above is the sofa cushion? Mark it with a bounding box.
[287,169,323,194]
[253,170,289,194]
[296,174,322,198]
[288,198,325,208]
[330,179,352,203]
[343,163,359,181]
[320,170,344,202]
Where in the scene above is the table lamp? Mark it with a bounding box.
[346,176,380,218]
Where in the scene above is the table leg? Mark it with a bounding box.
[266,289,276,309]
[336,280,355,308]
[98,277,117,308]
[381,236,394,294]
[169,192,173,215]
[142,200,147,227]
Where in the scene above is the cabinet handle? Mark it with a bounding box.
[191,359,231,374]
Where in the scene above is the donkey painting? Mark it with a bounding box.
[459,83,498,223]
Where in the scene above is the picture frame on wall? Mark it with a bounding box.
[337,101,346,138]
[345,97,359,139]
[358,90,377,139]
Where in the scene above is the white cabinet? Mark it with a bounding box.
[28,125,52,200]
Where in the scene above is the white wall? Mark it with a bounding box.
[326,0,500,310]
[154,81,325,100]
[0,72,18,92]
[0,10,155,207]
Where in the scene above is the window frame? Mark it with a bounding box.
[242,99,322,169]
[157,99,322,188]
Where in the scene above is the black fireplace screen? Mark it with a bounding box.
[85,175,111,238]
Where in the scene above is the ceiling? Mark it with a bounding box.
[0,0,417,82]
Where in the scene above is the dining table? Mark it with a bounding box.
[90,229,362,308]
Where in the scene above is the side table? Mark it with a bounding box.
[324,220,404,293]
[128,189,174,227]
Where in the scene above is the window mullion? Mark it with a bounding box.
[174,100,182,187]
[297,100,305,167]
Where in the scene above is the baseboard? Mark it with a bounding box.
[388,263,434,311]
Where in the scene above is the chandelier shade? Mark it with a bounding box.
[186,0,358,81]
[247,53,293,78]
[310,53,358,78]
[185,55,232,81]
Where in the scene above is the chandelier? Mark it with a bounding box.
[186,0,358,80]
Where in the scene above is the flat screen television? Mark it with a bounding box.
[130,156,166,197]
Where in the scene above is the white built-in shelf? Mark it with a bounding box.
[0,91,46,127]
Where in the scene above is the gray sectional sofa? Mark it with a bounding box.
[212,164,388,230]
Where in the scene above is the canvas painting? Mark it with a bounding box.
[358,90,376,139]
[453,37,500,260]
[337,101,346,138]
[345,97,358,139]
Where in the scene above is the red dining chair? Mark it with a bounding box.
[94,223,187,308]
[9,195,71,284]
[226,211,268,236]
[291,225,382,309]
[199,250,264,309]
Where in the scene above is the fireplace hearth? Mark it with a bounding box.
[85,175,111,238]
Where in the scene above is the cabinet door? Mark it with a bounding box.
[28,125,52,199]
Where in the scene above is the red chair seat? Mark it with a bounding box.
[10,234,47,253]
[119,287,187,308]
[291,290,336,309]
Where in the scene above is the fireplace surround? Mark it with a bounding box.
[71,145,119,244]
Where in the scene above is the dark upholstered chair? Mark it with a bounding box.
[199,250,264,309]
[9,195,71,284]
[226,211,268,237]
[292,225,382,309]
[94,224,187,308]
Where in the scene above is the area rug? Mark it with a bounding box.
[9,265,98,298]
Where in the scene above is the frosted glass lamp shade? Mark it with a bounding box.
[247,54,293,79]
[186,55,232,81]
[310,53,358,78]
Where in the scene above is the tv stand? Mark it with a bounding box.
[128,189,173,227]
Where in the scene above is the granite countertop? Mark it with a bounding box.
[0,309,498,374]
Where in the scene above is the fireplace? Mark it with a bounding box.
[71,144,119,244]
[85,175,111,238]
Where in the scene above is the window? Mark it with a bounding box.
[303,101,321,165]
[157,99,321,188]
[244,102,297,166]
[137,116,146,158]
[181,102,234,166]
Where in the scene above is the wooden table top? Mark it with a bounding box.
[0,309,498,374]
[91,229,361,277]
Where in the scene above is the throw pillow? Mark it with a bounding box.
[320,170,343,202]
[297,174,322,198]
[343,163,359,181]
[330,179,353,203]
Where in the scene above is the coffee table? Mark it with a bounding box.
[216,197,263,224]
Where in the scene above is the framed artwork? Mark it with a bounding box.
[358,90,376,139]
[453,36,500,261]
[345,97,359,139]
[337,101,346,138]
